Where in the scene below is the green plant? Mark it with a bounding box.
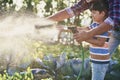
[0,67,34,80]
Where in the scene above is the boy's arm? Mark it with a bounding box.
[85,37,107,47]
[77,26,90,31]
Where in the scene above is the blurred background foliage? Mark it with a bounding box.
[0,0,120,80]
[0,0,92,26]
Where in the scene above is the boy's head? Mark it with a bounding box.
[90,0,109,22]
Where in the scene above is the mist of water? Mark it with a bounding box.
[0,13,59,73]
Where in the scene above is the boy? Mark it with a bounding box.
[77,1,110,80]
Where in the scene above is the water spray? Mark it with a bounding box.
[0,13,58,75]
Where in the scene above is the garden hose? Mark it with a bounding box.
[77,43,85,80]
[58,26,85,80]
[67,26,85,80]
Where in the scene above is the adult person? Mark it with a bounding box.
[76,1,110,80]
[48,0,120,56]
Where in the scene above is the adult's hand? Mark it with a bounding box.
[74,30,89,43]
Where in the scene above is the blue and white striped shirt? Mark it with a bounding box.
[89,22,110,64]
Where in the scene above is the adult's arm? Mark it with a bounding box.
[74,22,112,43]
[47,0,92,21]
[87,22,112,38]
[47,9,71,22]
